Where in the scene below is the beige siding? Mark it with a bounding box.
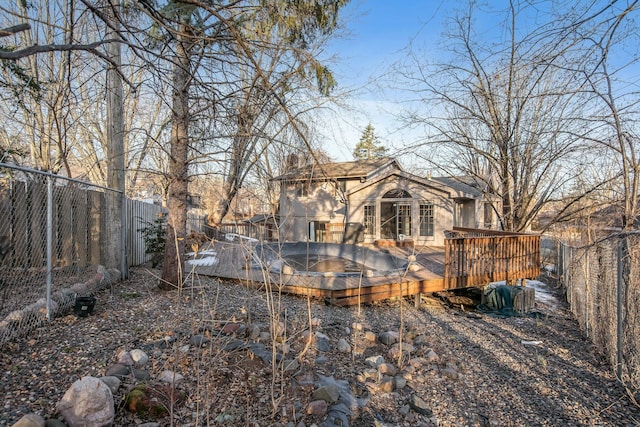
[276,168,487,246]
[347,176,456,246]
[278,181,348,241]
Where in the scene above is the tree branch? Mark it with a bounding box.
[0,40,112,60]
[0,24,30,38]
[0,40,137,91]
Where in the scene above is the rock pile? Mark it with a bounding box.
[9,313,463,426]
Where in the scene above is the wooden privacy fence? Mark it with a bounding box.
[444,227,541,288]
[0,178,114,271]
[0,165,203,272]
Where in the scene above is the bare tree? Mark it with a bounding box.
[396,1,598,232]
[0,0,349,289]
[576,1,640,230]
[1,0,78,173]
[205,48,335,225]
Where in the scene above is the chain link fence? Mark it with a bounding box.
[0,163,126,345]
[556,232,640,393]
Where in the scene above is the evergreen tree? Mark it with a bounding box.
[353,123,387,160]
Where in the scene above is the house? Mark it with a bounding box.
[273,158,498,246]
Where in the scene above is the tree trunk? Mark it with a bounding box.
[208,116,251,225]
[161,24,191,290]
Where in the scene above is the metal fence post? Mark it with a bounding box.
[120,192,128,279]
[616,236,624,382]
[585,250,589,339]
[46,174,53,321]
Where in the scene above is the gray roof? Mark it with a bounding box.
[431,176,486,198]
[273,158,490,200]
[272,158,396,181]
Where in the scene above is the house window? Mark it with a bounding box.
[295,182,308,198]
[398,204,412,236]
[419,203,434,237]
[383,189,412,199]
[309,221,328,241]
[483,202,493,229]
[364,204,375,235]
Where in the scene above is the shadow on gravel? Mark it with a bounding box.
[409,305,638,426]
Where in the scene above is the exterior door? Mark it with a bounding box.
[380,202,396,239]
[380,202,412,239]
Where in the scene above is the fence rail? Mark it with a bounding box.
[444,227,541,288]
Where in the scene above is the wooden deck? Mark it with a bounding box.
[191,228,540,306]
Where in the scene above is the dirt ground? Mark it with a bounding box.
[1,267,639,426]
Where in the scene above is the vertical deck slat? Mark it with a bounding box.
[444,228,540,288]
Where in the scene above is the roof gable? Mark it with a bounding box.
[347,169,455,198]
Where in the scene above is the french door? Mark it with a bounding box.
[380,202,411,239]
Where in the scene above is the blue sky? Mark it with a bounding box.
[326,0,449,84]
[318,0,458,161]
[318,0,640,163]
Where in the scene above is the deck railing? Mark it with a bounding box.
[444,227,541,288]
[205,222,275,242]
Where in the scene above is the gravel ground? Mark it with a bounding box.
[1,267,639,426]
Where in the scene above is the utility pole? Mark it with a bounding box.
[105,0,127,278]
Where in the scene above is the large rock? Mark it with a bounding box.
[104,363,130,379]
[11,413,44,427]
[337,338,351,353]
[56,376,115,427]
[247,324,261,340]
[409,394,433,417]
[378,363,397,376]
[99,376,121,395]
[130,349,149,366]
[314,332,330,352]
[311,385,340,403]
[306,400,328,416]
[117,348,134,366]
[365,355,385,367]
[132,368,151,381]
[441,366,459,380]
[409,394,433,416]
[394,375,407,390]
[157,370,184,384]
[189,334,209,347]
[425,349,440,364]
[378,331,399,346]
